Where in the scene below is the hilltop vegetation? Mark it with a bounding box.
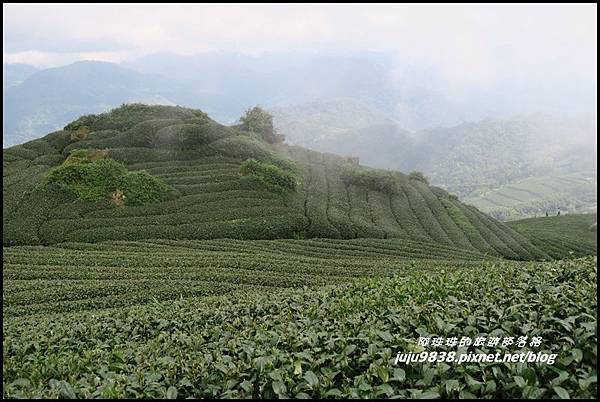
[46,149,175,206]
[4,104,552,261]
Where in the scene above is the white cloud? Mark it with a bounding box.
[3,50,131,67]
[2,3,597,86]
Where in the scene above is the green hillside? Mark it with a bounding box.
[3,104,597,400]
[3,104,549,260]
[507,213,597,259]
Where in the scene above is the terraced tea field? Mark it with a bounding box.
[3,255,597,398]
[3,104,549,261]
[3,238,493,317]
[3,105,597,399]
[465,172,597,221]
[507,213,597,259]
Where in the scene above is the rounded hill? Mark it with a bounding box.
[4,104,551,260]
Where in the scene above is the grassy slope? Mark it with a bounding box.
[507,213,597,259]
[3,104,547,261]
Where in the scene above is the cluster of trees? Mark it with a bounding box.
[239,106,279,143]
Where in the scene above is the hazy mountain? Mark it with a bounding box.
[273,103,596,218]
[3,63,38,88]
[415,113,597,195]
[4,51,596,147]
[2,61,187,146]
[124,51,465,128]
[274,102,595,189]
[124,51,596,127]
[2,53,461,146]
[270,98,395,147]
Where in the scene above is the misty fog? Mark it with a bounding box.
[3,3,597,219]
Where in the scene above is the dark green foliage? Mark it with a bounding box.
[240,159,298,193]
[118,171,176,206]
[43,130,73,153]
[47,157,128,201]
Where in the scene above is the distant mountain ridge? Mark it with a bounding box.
[273,99,597,219]
[3,63,38,88]
[3,55,595,221]
[3,61,186,146]
[7,50,595,148]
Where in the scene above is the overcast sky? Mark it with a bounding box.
[3,3,597,88]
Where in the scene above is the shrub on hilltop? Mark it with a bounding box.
[46,149,175,206]
[408,170,429,184]
[239,106,278,143]
[240,158,298,193]
[341,168,397,194]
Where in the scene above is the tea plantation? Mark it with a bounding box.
[4,104,549,261]
[2,104,597,399]
[3,238,494,317]
[507,213,597,259]
[3,255,597,398]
